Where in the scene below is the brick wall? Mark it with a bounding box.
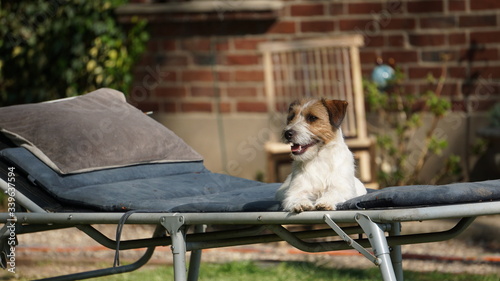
[120,0,500,114]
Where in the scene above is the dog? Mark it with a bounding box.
[275,98,366,212]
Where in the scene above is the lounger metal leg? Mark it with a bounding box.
[34,225,165,281]
[389,222,403,281]
[356,214,397,281]
[161,215,187,281]
[187,224,206,281]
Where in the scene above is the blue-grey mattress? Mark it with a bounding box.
[2,147,500,213]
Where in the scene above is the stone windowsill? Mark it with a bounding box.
[116,1,284,21]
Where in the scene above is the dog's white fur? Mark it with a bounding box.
[275,99,366,212]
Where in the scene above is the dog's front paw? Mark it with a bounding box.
[314,203,336,211]
[291,203,314,213]
[283,199,314,213]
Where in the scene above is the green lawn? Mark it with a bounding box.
[94,261,499,281]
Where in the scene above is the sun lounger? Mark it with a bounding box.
[0,89,499,281]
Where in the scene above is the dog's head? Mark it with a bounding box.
[283,98,348,161]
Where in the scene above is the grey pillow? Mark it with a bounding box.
[0,88,203,174]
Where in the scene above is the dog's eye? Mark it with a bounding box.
[287,113,295,123]
[306,114,318,123]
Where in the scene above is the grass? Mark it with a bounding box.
[93,261,500,281]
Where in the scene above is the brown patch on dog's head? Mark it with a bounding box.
[321,99,348,129]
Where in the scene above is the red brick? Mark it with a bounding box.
[420,17,456,29]
[225,54,259,65]
[133,67,177,88]
[468,82,500,98]
[421,50,458,62]
[467,99,499,112]
[268,21,296,34]
[300,20,335,33]
[451,100,466,112]
[218,71,231,82]
[471,0,500,10]
[364,35,385,47]
[181,102,212,112]
[472,66,500,79]
[387,34,405,47]
[359,50,378,65]
[234,70,264,82]
[459,48,499,61]
[227,86,258,97]
[470,31,500,44]
[440,83,460,97]
[181,70,215,82]
[348,2,383,14]
[408,67,443,79]
[216,41,230,51]
[382,50,418,63]
[329,3,345,15]
[459,15,497,28]
[162,102,177,113]
[448,33,467,45]
[135,54,153,67]
[339,19,373,31]
[386,1,404,13]
[217,102,231,113]
[233,38,266,50]
[290,3,325,16]
[340,18,414,32]
[236,102,267,112]
[146,39,161,53]
[449,66,467,78]
[191,86,215,97]
[385,18,416,30]
[155,86,187,98]
[134,68,175,83]
[161,40,177,51]
[181,38,211,51]
[407,1,443,13]
[360,67,372,78]
[162,54,188,66]
[449,0,466,11]
[409,33,446,46]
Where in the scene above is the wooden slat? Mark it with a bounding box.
[258,34,364,52]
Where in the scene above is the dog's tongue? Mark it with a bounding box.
[291,144,302,153]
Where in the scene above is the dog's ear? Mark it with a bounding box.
[321,99,348,128]
[288,100,300,112]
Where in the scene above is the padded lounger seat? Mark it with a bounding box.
[1,89,499,281]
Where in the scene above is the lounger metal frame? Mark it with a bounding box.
[1,178,499,281]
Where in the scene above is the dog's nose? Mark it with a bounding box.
[284,129,294,141]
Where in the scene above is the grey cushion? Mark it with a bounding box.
[0,88,202,174]
[337,180,500,210]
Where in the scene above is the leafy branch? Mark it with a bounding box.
[364,59,462,187]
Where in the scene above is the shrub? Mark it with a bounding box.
[0,0,148,106]
[364,61,462,187]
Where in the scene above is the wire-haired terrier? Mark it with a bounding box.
[275,98,366,212]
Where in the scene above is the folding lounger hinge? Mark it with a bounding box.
[160,215,186,254]
[323,214,380,265]
[161,215,188,281]
[325,214,397,281]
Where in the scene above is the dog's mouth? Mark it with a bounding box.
[290,140,318,155]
